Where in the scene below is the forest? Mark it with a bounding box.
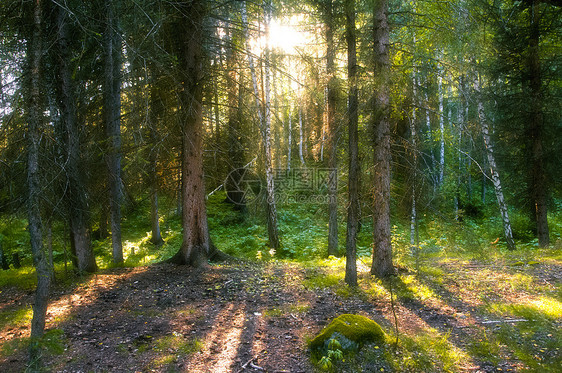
[0,0,561,371]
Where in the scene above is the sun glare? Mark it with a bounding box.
[269,18,306,54]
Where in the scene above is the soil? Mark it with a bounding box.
[0,258,560,372]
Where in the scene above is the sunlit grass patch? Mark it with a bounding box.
[398,274,439,302]
[0,305,32,330]
[154,332,202,355]
[146,334,202,370]
[468,329,501,365]
[363,278,388,299]
[264,302,310,318]
[486,296,562,321]
[419,265,445,283]
[0,266,37,290]
[303,272,342,290]
[358,329,470,373]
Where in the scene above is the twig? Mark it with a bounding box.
[236,356,257,373]
[481,319,528,324]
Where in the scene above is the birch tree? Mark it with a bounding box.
[474,77,516,251]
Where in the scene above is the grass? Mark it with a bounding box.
[0,305,33,330]
[1,192,561,372]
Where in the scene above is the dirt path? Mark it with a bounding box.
[1,258,560,372]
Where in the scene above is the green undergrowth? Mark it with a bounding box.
[1,328,66,360]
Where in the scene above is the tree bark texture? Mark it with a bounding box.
[55,4,97,273]
[325,0,338,257]
[528,0,549,247]
[345,0,359,287]
[104,0,124,264]
[148,76,163,246]
[225,25,246,211]
[167,0,225,266]
[475,79,516,251]
[27,1,52,369]
[371,0,394,278]
[263,1,280,250]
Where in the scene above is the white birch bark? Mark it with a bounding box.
[475,78,516,250]
[299,104,305,164]
[438,62,445,186]
[287,106,292,171]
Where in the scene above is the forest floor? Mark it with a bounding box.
[0,253,561,372]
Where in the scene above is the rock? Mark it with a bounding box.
[309,314,386,351]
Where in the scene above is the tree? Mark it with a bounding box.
[26,0,51,369]
[323,0,339,257]
[224,15,247,212]
[53,2,97,273]
[263,0,281,250]
[166,0,225,266]
[371,0,394,278]
[242,0,280,250]
[103,0,124,264]
[148,73,164,246]
[474,77,516,250]
[345,0,359,286]
[527,0,549,247]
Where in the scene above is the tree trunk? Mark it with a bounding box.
[55,3,97,274]
[242,2,279,249]
[287,106,292,171]
[345,0,359,287]
[104,0,123,264]
[225,25,246,211]
[438,58,445,186]
[148,78,163,246]
[371,0,394,278]
[424,91,437,190]
[27,1,52,369]
[325,0,338,257]
[528,0,549,247]
[263,1,280,250]
[475,78,516,251]
[167,0,225,266]
[299,104,305,165]
[410,68,418,253]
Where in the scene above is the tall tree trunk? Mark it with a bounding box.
[225,25,246,211]
[475,78,516,250]
[345,0,359,286]
[371,0,394,278]
[424,91,437,190]
[242,2,279,249]
[55,3,97,273]
[167,0,224,266]
[410,69,418,253]
[287,106,292,171]
[104,0,123,264]
[299,104,305,165]
[438,58,445,186]
[27,1,52,369]
[263,1,280,250]
[148,77,163,246]
[325,0,338,257]
[528,0,549,247]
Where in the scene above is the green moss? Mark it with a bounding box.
[309,314,386,351]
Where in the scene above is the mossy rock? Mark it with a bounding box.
[309,314,386,351]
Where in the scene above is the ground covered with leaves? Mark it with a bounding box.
[1,249,560,372]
